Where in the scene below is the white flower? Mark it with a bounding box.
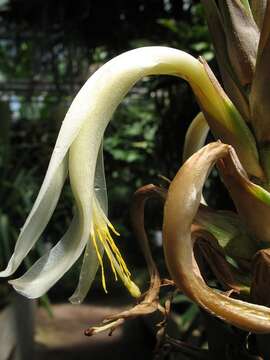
[0,46,254,303]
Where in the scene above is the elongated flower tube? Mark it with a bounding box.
[0,46,262,302]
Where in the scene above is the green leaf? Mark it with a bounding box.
[195,206,257,260]
[198,59,264,180]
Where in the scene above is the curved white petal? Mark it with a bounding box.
[0,156,68,277]
[69,144,107,304]
[183,112,209,162]
[68,240,100,304]
[9,211,87,299]
[183,112,209,205]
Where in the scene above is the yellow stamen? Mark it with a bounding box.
[97,228,118,281]
[91,227,108,293]
[91,198,141,298]
[105,230,131,276]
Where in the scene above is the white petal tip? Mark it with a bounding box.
[8,280,38,299]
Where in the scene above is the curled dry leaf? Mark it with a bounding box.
[163,142,270,333]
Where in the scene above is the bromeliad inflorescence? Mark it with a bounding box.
[3,0,270,337]
[1,46,240,303]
